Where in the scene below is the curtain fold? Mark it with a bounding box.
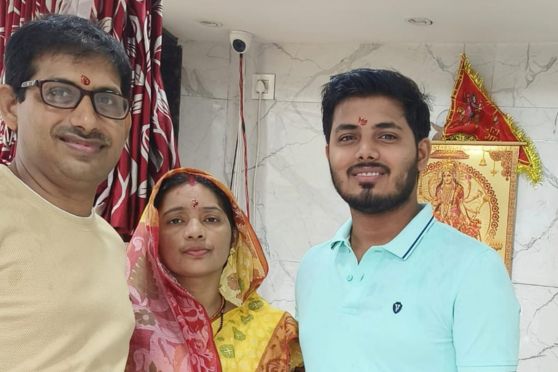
[92,0,180,241]
[0,0,180,240]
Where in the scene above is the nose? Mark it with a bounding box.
[68,95,98,131]
[184,218,205,240]
[356,141,379,161]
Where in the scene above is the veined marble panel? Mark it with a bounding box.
[180,41,231,99]
[512,141,558,288]
[492,43,558,109]
[177,95,228,181]
[516,283,558,372]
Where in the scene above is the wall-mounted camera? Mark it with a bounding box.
[229,30,252,54]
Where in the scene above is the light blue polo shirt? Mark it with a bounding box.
[296,204,519,372]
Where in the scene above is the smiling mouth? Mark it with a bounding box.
[348,163,389,186]
[57,131,108,155]
[355,171,382,177]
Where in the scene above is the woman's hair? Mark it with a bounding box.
[153,173,236,232]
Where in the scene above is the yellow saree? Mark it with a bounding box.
[212,292,302,371]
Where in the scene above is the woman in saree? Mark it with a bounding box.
[126,168,303,371]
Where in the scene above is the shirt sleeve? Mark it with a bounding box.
[453,248,520,371]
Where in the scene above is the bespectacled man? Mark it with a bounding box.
[0,14,135,370]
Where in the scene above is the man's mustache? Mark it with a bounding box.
[54,126,111,147]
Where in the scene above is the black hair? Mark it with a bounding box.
[321,68,431,144]
[4,14,132,101]
[154,173,236,232]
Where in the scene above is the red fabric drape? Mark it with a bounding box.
[0,0,180,239]
[92,0,180,240]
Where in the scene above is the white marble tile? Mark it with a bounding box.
[492,43,558,109]
[177,95,228,181]
[502,107,558,142]
[253,42,486,107]
[515,283,558,372]
[258,259,299,316]
[512,141,558,287]
[180,41,231,99]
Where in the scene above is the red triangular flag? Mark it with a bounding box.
[443,54,542,183]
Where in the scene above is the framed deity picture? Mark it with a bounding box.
[417,141,522,274]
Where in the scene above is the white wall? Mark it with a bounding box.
[178,41,558,372]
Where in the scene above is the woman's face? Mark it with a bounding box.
[158,182,233,282]
[442,171,454,185]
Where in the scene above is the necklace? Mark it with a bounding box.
[210,295,225,334]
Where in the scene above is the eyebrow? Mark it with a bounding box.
[46,77,121,94]
[161,205,224,217]
[333,123,359,132]
[333,121,403,132]
[374,122,404,130]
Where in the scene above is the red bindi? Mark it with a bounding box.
[80,74,91,86]
[358,116,368,126]
[191,199,199,208]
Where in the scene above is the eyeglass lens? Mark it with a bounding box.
[41,81,129,119]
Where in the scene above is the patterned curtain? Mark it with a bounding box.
[0,0,63,162]
[0,0,180,239]
[91,0,180,240]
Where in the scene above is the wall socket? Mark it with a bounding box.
[251,73,275,100]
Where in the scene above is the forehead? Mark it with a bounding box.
[31,53,121,90]
[160,182,220,208]
[332,96,407,125]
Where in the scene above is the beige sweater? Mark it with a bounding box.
[0,166,134,371]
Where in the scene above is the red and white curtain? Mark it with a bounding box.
[0,0,180,240]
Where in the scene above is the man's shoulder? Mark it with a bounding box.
[300,238,336,266]
[424,219,504,273]
[91,213,125,244]
[428,219,493,253]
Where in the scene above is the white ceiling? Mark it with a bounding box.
[164,0,558,44]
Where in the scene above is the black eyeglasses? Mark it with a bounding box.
[20,79,130,120]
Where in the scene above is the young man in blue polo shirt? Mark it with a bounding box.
[295,68,520,371]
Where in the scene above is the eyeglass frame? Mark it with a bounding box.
[19,79,131,120]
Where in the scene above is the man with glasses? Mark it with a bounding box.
[0,14,134,370]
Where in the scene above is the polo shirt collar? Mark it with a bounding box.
[329,218,353,250]
[329,204,435,260]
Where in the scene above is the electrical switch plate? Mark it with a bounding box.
[251,73,275,100]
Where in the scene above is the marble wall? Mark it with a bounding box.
[178,41,558,371]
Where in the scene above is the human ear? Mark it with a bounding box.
[0,85,18,131]
[417,138,432,171]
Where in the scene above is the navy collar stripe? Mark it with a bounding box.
[401,216,435,260]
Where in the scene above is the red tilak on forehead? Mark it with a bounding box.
[191,199,199,208]
[80,74,90,86]
[358,116,368,126]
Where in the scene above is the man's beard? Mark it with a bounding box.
[330,160,418,215]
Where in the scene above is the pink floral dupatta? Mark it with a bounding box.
[126,168,268,371]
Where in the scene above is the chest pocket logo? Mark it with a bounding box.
[392,301,403,314]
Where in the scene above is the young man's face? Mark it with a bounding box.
[326,96,430,214]
[0,53,131,188]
